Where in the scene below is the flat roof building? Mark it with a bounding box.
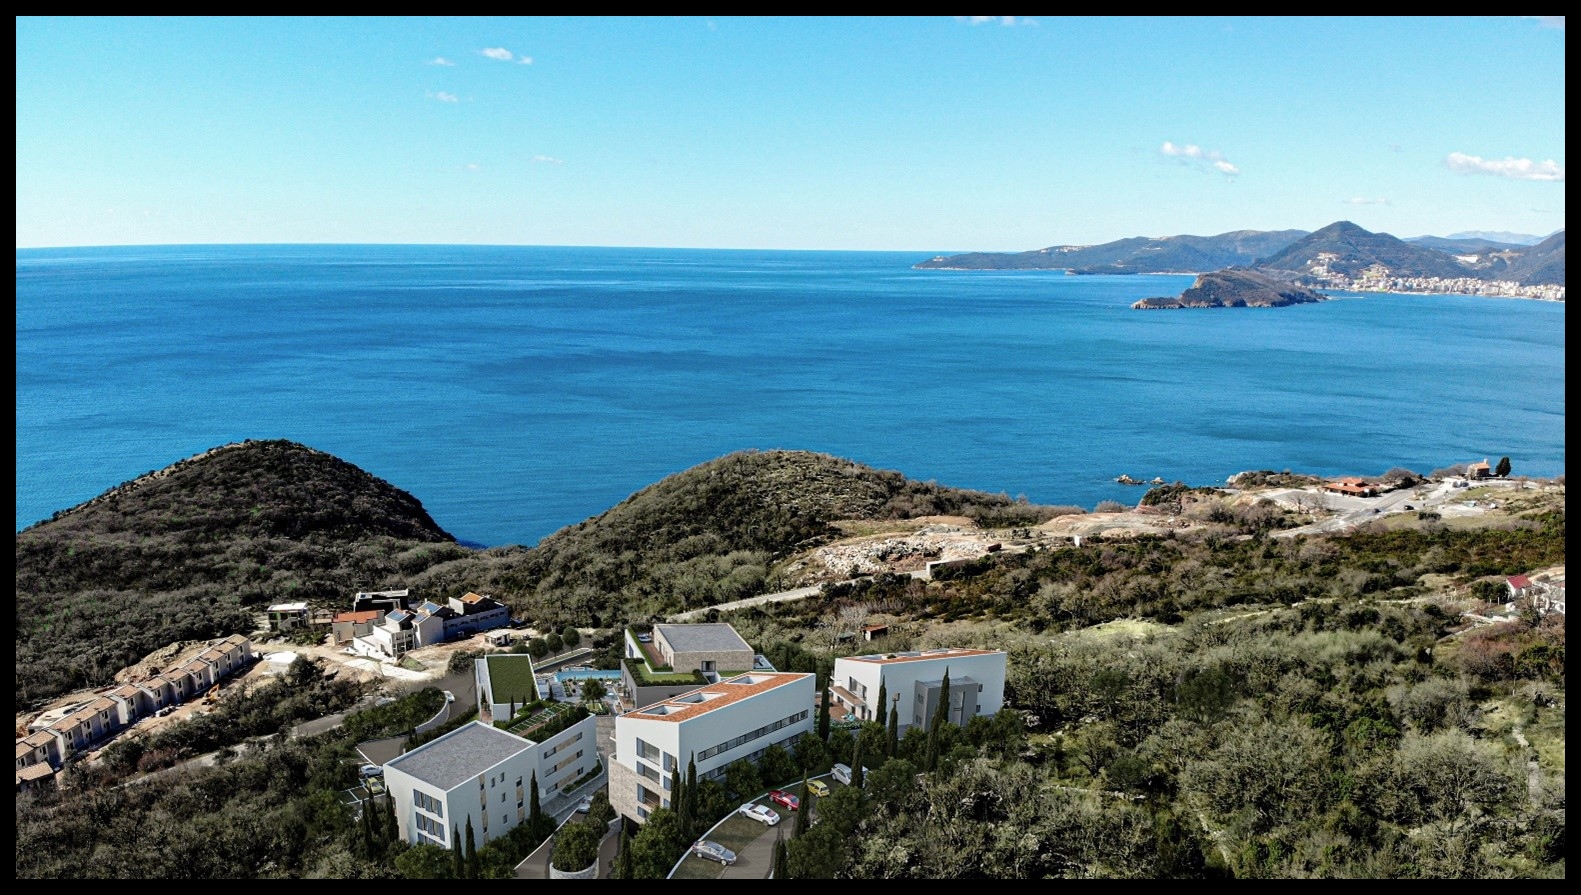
[610,671,814,824]
[831,648,1006,731]
[385,717,597,851]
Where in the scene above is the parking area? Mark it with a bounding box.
[670,775,842,879]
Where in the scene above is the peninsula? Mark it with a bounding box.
[1132,268,1328,309]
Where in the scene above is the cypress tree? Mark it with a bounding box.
[875,678,887,732]
[888,701,899,759]
[851,737,866,789]
[530,771,543,830]
[360,794,375,855]
[465,816,480,879]
[673,761,692,840]
[385,792,399,844]
[818,685,831,741]
[793,774,812,836]
[452,826,465,879]
[772,833,790,878]
[925,666,951,772]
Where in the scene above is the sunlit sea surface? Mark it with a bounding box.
[16,244,1566,547]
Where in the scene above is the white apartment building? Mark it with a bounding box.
[830,648,1006,732]
[610,672,815,823]
[385,717,597,850]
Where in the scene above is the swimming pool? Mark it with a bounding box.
[554,668,623,683]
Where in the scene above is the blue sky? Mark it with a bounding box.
[15,16,1566,251]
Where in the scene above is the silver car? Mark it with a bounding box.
[691,839,737,865]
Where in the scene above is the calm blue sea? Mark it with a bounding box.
[15,244,1566,548]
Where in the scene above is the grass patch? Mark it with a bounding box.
[1069,618,1177,641]
[1527,704,1566,773]
[670,853,729,880]
[398,655,426,672]
[486,654,539,704]
[706,814,768,855]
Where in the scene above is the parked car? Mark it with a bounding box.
[806,779,830,797]
[768,789,800,812]
[739,803,780,826]
[691,840,737,865]
[637,633,652,643]
[359,763,382,779]
[576,795,594,814]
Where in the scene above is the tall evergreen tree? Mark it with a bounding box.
[673,759,692,840]
[452,826,465,879]
[385,792,399,845]
[818,685,831,741]
[464,817,480,879]
[875,678,887,740]
[530,770,543,831]
[793,774,812,837]
[684,754,699,838]
[772,832,790,879]
[852,738,866,789]
[925,666,951,772]
[888,701,900,759]
[359,794,375,856]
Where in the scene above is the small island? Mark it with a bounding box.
[1132,267,1329,309]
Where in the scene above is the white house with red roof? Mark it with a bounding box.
[609,672,815,824]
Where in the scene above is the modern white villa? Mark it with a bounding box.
[829,648,1006,731]
[385,716,598,850]
[349,591,512,661]
[609,671,815,824]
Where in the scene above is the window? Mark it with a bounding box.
[414,790,444,818]
[636,738,661,763]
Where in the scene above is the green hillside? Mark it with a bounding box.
[15,440,462,707]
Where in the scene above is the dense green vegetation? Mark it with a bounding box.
[14,440,461,707]
[15,445,1063,708]
[410,449,1066,627]
[14,443,1565,878]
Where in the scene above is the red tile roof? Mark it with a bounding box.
[1508,575,1532,589]
[334,610,382,623]
[627,673,808,723]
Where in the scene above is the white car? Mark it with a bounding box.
[739,802,780,826]
[576,795,594,814]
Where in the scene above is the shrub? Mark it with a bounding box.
[551,821,602,872]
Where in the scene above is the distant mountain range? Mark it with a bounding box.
[917,222,1564,290]
[914,229,1309,273]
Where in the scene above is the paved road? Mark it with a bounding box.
[514,711,616,878]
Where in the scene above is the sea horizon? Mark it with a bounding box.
[16,243,1566,548]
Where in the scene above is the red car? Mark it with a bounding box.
[768,789,800,812]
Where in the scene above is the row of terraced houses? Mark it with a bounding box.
[16,634,254,792]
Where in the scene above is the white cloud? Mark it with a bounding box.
[1445,152,1564,182]
[429,56,455,66]
[465,163,481,171]
[1344,197,1391,206]
[480,47,515,61]
[518,56,533,65]
[956,16,1037,26]
[1160,141,1240,178]
[531,155,564,165]
[428,91,459,103]
[1526,15,1564,30]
